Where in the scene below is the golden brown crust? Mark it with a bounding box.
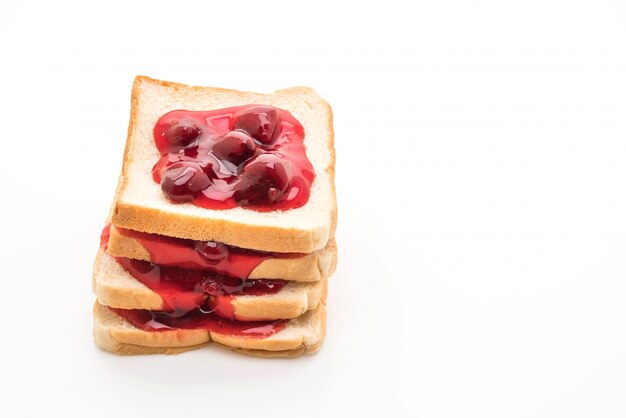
[95,279,165,310]
[92,250,165,310]
[106,226,337,282]
[95,340,319,358]
[231,280,327,320]
[97,341,208,355]
[111,76,336,253]
[319,95,338,245]
[112,205,329,253]
[110,76,142,219]
[93,301,326,357]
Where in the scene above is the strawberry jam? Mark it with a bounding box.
[112,307,286,337]
[99,226,286,320]
[100,224,111,251]
[115,257,285,319]
[115,226,302,275]
[152,105,315,211]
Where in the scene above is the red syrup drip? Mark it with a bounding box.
[115,226,301,274]
[111,307,286,337]
[152,105,315,211]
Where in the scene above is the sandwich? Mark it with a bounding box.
[93,76,337,357]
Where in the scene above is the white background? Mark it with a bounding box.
[1,0,626,416]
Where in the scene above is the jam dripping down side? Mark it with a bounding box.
[112,307,287,337]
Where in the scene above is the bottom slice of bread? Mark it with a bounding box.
[93,301,326,358]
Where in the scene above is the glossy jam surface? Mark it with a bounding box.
[112,307,286,337]
[115,257,285,318]
[152,105,315,211]
[116,226,302,275]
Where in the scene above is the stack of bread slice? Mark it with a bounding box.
[93,76,337,357]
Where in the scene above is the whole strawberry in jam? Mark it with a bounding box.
[233,155,290,205]
[212,131,257,166]
[233,106,282,146]
[161,162,211,202]
[164,118,203,149]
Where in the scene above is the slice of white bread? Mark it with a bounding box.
[106,226,337,282]
[93,301,326,357]
[111,76,336,253]
[93,250,327,320]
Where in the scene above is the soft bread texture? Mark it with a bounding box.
[93,250,327,320]
[106,226,337,282]
[112,76,336,253]
[93,301,326,357]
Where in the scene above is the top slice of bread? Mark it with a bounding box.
[111,76,336,253]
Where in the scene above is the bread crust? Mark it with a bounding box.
[111,76,337,253]
[113,204,333,253]
[226,280,327,321]
[93,301,326,357]
[106,226,337,282]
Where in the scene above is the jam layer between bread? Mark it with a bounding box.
[101,225,286,321]
[115,256,285,320]
[111,225,302,275]
[112,307,286,338]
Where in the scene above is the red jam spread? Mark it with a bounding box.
[112,307,286,337]
[100,224,111,251]
[152,105,315,211]
[99,226,285,321]
[115,226,301,276]
[115,257,285,320]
